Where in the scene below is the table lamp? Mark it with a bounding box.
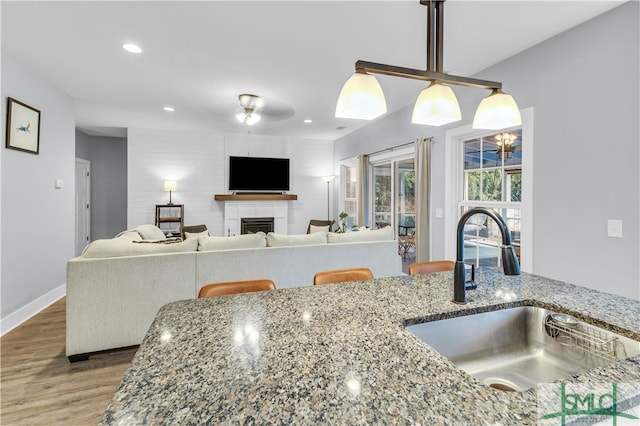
[163,181,177,205]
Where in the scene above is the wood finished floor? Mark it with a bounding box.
[1,298,137,425]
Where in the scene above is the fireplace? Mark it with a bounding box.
[241,217,274,234]
[221,200,289,236]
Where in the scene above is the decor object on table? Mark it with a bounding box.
[333,211,350,233]
[163,180,177,204]
[6,97,41,154]
[335,0,521,130]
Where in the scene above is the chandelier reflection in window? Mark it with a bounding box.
[495,132,517,159]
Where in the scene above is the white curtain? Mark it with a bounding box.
[414,138,431,261]
[357,154,368,228]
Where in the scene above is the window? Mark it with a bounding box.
[461,129,522,267]
[370,147,415,236]
[444,107,533,272]
[342,162,358,228]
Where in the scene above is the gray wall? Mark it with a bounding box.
[1,53,75,324]
[75,130,128,240]
[335,2,639,299]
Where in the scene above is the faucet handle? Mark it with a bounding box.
[465,263,478,290]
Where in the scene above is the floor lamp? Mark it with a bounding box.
[321,175,336,220]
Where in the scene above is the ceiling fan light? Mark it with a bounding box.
[245,112,260,125]
[335,72,387,120]
[411,83,461,126]
[236,111,261,125]
[473,89,522,130]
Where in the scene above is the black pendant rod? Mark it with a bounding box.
[354,0,502,91]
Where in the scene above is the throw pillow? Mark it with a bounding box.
[115,231,143,241]
[198,232,267,251]
[327,226,394,243]
[185,230,209,239]
[134,224,166,240]
[309,224,330,234]
[266,232,327,247]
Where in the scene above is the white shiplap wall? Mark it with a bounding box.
[127,128,334,236]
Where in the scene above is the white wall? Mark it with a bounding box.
[1,54,75,332]
[336,2,639,300]
[127,129,334,236]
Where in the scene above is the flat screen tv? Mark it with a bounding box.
[228,156,290,192]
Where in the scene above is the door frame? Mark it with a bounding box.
[75,158,91,256]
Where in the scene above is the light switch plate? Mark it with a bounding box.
[435,208,444,219]
[607,219,623,238]
[55,179,64,189]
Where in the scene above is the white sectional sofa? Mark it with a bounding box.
[66,226,403,361]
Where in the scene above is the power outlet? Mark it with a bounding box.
[607,219,623,238]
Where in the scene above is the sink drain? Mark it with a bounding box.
[489,382,517,392]
[483,377,521,392]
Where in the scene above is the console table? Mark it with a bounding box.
[155,204,183,237]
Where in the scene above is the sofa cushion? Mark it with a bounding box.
[309,224,330,234]
[185,230,209,239]
[135,224,166,240]
[327,226,394,243]
[266,232,327,247]
[81,237,197,258]
[198,232,267,251]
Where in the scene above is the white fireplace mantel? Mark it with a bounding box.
[215,194,297,236]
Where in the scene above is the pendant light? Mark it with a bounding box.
[335,0,520,130]
[335,70,387,120]
[472,89,522,130]
[411,81,461,126]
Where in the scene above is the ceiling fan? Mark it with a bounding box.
[233,94,295,126]
[465,131,521,160]
[235,94,263,126]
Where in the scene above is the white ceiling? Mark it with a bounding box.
[1,1,624,140]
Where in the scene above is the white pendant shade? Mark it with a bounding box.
[335,72,387,120]
[472,90,522,130]
[411,83,461,126]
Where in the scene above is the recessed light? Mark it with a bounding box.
[122,43,142,54]
[163,106,175,112]
[304,119,312,124]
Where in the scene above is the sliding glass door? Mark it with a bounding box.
[371,148,415,236]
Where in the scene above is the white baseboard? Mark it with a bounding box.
[1,284,66,336]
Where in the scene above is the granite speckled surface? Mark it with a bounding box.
[101,269,640,425]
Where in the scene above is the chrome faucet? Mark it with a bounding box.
[454,207,520,304]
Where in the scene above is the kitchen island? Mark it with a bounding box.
[101,269,640,425]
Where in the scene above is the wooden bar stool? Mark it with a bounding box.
[198,279,276,298]
[408,260,455,275]
[313,268,374,285]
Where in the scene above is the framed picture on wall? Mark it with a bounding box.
[6,97,41,155]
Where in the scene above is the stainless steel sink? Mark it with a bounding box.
[405,306,640,392]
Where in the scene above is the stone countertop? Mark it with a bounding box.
[101,269,640,425]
